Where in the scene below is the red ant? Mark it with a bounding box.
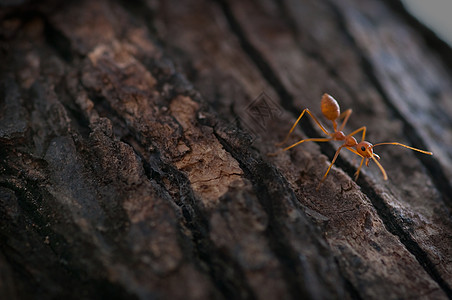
[269,93,432,188]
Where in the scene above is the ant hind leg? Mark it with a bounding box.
[276,109,330,146]
[268,137,331,156]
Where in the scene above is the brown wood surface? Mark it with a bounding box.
[1,0,452,299]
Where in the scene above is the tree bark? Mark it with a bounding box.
[1,0,452,299]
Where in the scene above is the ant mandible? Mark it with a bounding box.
[269,93,432,188]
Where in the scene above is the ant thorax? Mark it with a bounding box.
[332,131,358,147]
[332,131,346,141]
[345,136,358,147]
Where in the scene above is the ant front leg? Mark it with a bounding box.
[344,147,365,181]
[354,157,365,181]
[276,109,330,146]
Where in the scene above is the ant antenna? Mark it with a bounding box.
[372,142,433,155]
[367,142,432,180]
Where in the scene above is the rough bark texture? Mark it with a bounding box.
[1,0,452,299]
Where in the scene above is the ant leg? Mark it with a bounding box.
[276,109,330,146]
[338,109,352,131]
[283,137,331,151]
[372,142,433,155]
[354,157,365,181]
[317,145,345,189]
[347,126,366,142]
[268,137,331,156]
[345,146,360,156]
[344,147,365,180]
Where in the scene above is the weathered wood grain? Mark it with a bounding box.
[1,0,451,299]
[153,0,450,296]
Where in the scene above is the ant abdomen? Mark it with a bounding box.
[321,93,340,121]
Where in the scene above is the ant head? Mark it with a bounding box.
[321,93,340,121]
[356,141,375,158]
[357,141,386,179]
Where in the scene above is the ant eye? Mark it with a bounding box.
[361,146,366,151]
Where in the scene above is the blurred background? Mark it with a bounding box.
[402,0,452,46]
